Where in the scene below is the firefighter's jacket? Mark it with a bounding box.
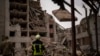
[32,39,45,56]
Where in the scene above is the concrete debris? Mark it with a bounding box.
[24,40,69,56]
[44,42,69,56]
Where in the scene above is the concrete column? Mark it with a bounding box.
[54,22,58,42]
[44,11,49,38]
[27,0,29,37]
[15,42,21,56]
[5,0,10,36]
[15,24,21,37]
[0,0,5,42]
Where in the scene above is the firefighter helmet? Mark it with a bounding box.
[35,34,40,39]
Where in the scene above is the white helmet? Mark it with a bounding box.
[35,34,40,39]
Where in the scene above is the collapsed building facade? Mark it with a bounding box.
[0,0,59,56]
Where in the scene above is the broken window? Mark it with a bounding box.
[12,42,15,48]
[49,25,53,28]
[50,33,54,38]
[20,23,27,30]
[40,33,46,37]
[77,27,81,34]
[21,31,27,37]
[29,32,37,37]
[21,42,26,48]
[10,31,15,37]
[63,39,67,47]
[82,24,87,32]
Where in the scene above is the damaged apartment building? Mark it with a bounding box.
[66,15,100,54]
[0,0,59,56]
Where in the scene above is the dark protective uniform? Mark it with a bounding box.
[32,39,45,56]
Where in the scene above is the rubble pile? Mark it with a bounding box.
[44,42,69,56]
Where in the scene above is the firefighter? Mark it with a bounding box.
[32,34,45,56]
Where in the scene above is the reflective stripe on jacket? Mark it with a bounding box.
[32,44,43,55]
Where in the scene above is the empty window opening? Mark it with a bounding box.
[21,31,27,37]
[10,31,15,37]
[50,33,54,38]
[63,40,67,47]
[49,25,53,28]
[21,42,26,48]
[29,32,37,37]
[40,33,46,37]
[20,23,27,30]
[12,42,15,48]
